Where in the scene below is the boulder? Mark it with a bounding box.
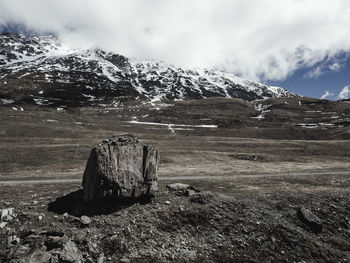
[82,134,159,202]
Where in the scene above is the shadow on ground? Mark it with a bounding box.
[47,189,152,217]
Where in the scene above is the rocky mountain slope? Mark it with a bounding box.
[0,33,294,107]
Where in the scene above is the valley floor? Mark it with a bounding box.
[0,100,349,262]
[1,103,350,181]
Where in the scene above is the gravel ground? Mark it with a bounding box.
[1,174,350,262]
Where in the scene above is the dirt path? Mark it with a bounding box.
[0,170,349,185]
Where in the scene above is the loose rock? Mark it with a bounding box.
[80,215,91,226]
[97,253,105,263]
[22,248,52,263]
[297,207,323,233]
[60,240,84,263]
[167,183,190,191]
[190,191,213,204]
[7,235,20,248]
[1,208,15,222]
[185,189,197,197]
[167,183,200,196]
[45,236,63,250]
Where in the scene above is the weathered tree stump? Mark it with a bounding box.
[82,134,159,202]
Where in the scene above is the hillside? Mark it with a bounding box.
[0,33,294,107]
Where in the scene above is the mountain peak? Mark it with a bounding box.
[0,33,295,107]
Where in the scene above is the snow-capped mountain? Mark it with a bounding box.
[0,33,294,107]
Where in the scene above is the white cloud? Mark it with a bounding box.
[338,86,350,100]
[329,62,342,72]
[320,90,334,100]
[1,0,350,81]
[306,66,323,79]
[304,54,349,79]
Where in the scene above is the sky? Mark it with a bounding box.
[0,0,349,100]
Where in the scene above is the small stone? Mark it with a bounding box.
[38,215,43,221]
[7,235,20,248]
[45,236,63,250]
[167,183,190,191]
[120,258,130,263]
[185,189,197,196]
[189,191,213,204]
[23,248,52,263]
[13,244,31,259]
[124,226,131,236]
[165,201,171,205]
[0,222,7,228]
[63,212,69,219]
[1,208,15,222]
[297,207,323,233]
[60,240,83,263]
[80,215,91,225]
[97,253,105,263]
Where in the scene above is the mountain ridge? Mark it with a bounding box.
[0,33,295,107]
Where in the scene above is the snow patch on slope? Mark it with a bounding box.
[0,33,294,103]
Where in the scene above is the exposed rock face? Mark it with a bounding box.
[82,134,159,202]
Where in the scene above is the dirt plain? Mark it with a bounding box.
[1,97,350,180]
[0,97,350,262]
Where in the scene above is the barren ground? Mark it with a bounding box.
[0,99,350,262]
[1,174,350,262]
[1,102,350,180]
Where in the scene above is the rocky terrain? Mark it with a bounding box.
[1,174,350,262]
